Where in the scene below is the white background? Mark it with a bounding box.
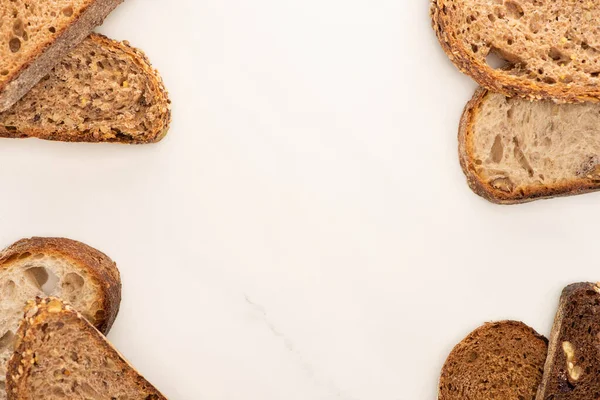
[0,0,596,399]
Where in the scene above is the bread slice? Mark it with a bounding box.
[0,0,123,112]
[536,283,600,400]
[7,297,166,400]
[459,87,600,204]
[0,237,121,398]
[0,34,171,144]
[439,321,548,400]
[431,0,600,103]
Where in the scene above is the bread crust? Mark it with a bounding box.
[0,237,121,334]
[459,87,600,204]
[430,0,600,103]
[0,0,124,112]
[6,298,166,400]
[0,34,172,144]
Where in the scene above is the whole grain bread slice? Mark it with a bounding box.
[439,321,548,400]
[0,237,121,399]
[0,0,123,112]
[7,297,166,400]
[431,0,600,103]
[0,33,171,144]
[459,87,600,204]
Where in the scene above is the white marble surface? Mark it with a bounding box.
[0,0,598,398]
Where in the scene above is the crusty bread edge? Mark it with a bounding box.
[430,0,600,103]
[0,237,121,334]
[6,298,167,400]
[0,34,172,144]
[535,283,593,400]
[0,0,124,112]
[438,320,548,400]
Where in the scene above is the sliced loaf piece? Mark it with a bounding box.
[0,0,123,112]
[0,237,121,398]
[7,297,166,400]
[0,34,171,144]
[431,0,600,102]
[536,283,600,400]
[439,321,548,400]
[459,87,600,204]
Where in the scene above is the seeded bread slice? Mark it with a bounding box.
[0,34,171,144]
[536,283,600,400]
[0,237,121,399]
[459,87,600,204]
[0,0,123,112]
[7,298,166,400]
[431,0,600,103]
[439,321,548,400]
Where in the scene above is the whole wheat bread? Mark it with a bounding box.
[536,283,600,400]
[431,0,600,103]
[439,321,548,400]
[0,34,171,144]
[0,0,123,112]
[0,237,121,398]
[459,87,600,204]
[7,297,166,400]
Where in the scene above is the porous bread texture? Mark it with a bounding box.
[536,283,600,400]
[0,34,171,144]
[460,88,600,204]
[432,0,600,102]
[0,0,124,111]
[439,321,548,400]
[0,237,121,400]
[7,298,166,400]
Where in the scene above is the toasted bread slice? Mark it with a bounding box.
[0,237,121,398]
[0,0,123,112]
[439,321,548,400]
[7,298,166,400]
[536,283,600,400]
[459,87,600,204]
[431,0,600,103]
[0,34,171,144]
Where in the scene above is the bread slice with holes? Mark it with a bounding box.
[0,237,121,399]
[459,87,600,204]
[431,0,600,103]
[439,321,548,400]
[0,0,123,112]
[0,33,171,144]
[7,297,166,400]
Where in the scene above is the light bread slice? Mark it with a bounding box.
[536,283,600,400]
[0,34,171,144]
[439,321,548,400]
[0,0,123,112]
[0,237,121,398]
[7,297,166,400]
[459,87,600,204]
[431,0,600,103]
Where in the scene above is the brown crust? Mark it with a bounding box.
[0,237,121,334]
[0,33,172,144]
[6,298,166,400]
[431,0,600,103]
[459,87,600,204]
[0,0,124,112]
[439,320,548,400]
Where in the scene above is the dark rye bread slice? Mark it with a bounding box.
[0,0,123,112]
[459,87,600,204]
[7,298,166,400]
[431,0,600,103]
[439,321,548,400]
[0,34,171,144]
[0,237,121,399]
[536,283,600,400]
